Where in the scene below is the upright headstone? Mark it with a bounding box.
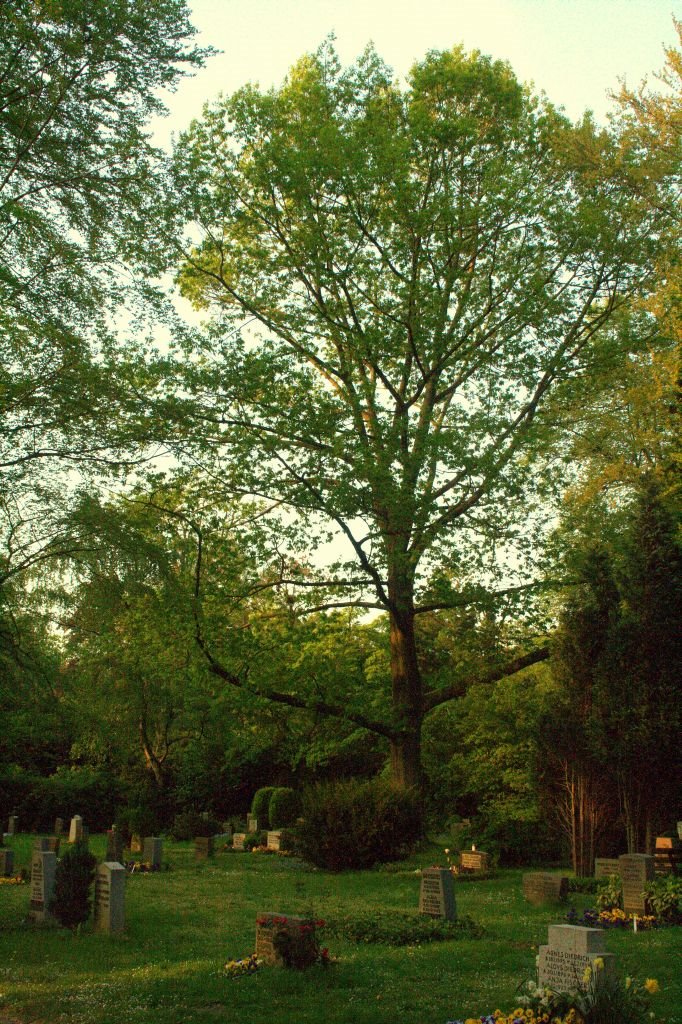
[194,836,214,860]
[522,873,569,905]
[538,925,616,993]
[143,837,162,868]
[106,827,124,863]
[419,867,457,920]
[255,913,306,966]
[0,849,14,876]
[94,862,125,934]
[201,811,210,821]
[247,814,260,833]
[7,815,17,835]
[129,834,142,853]
[459,850,490,872]
[619,853,655,914]
[594,858,621,879]
[677,821,682,842]
[68,815,83,843]
[266,831,282,850]
[232,833,246,851]
[654,837,681,876]
[54,817,64,836]
[29,850,56,922]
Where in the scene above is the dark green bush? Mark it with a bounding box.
[643,876,682,923]
[297,778,421,871]
[269,787,301,828]
[568,876,599,893]
[243,831,266,850]
[116,804,160,842]
[49,841,97,930]
[250,787,276,828]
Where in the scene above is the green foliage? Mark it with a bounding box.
[643,876,682,923]
[269,787,301,828]
[298,778,421,870]
[49,841,97,930]
[326,910,483,945]
[518,970,660,1024]
[0,766,123,833]
[567,877,599,894]
[243,832,266,851]
[596,875,624,911]
[170,811,221,842]
[251,787,276,828]
[117,805,160,842]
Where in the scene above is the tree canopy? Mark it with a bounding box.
[163,41,677,787]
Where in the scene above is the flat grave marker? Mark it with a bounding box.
[255,913,306,966]
[522,873,569,905]
[459,849,490,872]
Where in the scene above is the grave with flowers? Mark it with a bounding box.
[538,924,615,993]
[255,912,330,968]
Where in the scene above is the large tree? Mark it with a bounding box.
[166,42,675,787]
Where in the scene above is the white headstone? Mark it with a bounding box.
[68,815,83,843]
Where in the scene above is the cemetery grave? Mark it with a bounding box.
[0,834,679,1024]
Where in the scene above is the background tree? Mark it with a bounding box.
[0,0,208,621]
[164,41,674,787]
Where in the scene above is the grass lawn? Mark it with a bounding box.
[0,834,680,1024]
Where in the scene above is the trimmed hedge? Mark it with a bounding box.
[269,787,301,828]
[298,778,421,871]
[250,787,276,828]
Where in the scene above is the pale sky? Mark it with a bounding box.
[154,0,679,144]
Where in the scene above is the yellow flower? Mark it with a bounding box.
[625,977,632,989]
[644,978,660,994]
[594,957,604,971]
[582,966,592,984]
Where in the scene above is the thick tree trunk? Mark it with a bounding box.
[387,565,423,790]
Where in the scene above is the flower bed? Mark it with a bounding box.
[0,875,25,885]
[566,906,658,930]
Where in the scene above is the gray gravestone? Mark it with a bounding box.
[143,837,162,868]
[129,833,142,853]
[106,827,124,863]
[522,873,569,904]
[232,833,246,851]
[538,925,616,993]
[68,815,83,843]
[29,850,56,922]
[619,853,655,914]
[0,849,14,876]
[94,862,125,933]
[594,858,621,879]
[7,815,17,835]
[194,836,214,860]
[247,814,260,833]
[677,822,682,841]
[419,867,457,920]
